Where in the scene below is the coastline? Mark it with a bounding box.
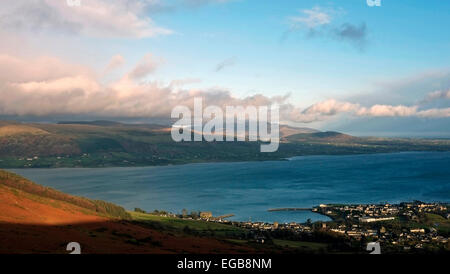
[6,151,450,224]
[4,150,450,170]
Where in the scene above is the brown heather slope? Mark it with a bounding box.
[0,125,49,137]
[0,170,255,254]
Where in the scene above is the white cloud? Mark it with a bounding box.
[422,89,450,103]
[289,99,449,123]
[127,53,163,80]
[417,108,450,118]
[184,0,234,7]
[105,55,126,73]
[303,99,360,116]
[357,105,418,117]
[0,0,172,38]
[289,7,332,28]
[0,54,91,83]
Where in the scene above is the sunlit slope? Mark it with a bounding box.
[0,170,257,254]
[0,169,130,222]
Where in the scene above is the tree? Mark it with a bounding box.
[134,208,146,213]
[190,211,199,219]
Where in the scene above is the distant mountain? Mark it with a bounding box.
[57,120,124,126]
[279,125,320,138]
[57,120,168,130]
[0,120,449,168]
[286,131,357,142]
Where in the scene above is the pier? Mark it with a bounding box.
[267,208,312,212]
[217,214,235,219]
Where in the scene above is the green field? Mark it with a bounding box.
[423,213,450,235]
[130,212,246,238]
[130,212,337,253]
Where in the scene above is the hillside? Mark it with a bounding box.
[279,125,320,138]
[0,170,130,219]
[0,125,49,137]
[285,131,357,142]
[0,121,449,168]
[0,170,258,254]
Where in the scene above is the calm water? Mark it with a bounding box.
[9,152,450,223]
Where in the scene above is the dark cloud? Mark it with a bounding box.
[282,22,368,50]
[215,57,236,72]
[332,23,367,50]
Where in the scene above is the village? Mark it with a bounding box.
[197,201,450,253]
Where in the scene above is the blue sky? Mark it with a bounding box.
[150,0,449,102]
[91,0,450,106]
[0,0,449,136]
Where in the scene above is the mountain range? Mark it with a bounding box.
[0,120,449,168]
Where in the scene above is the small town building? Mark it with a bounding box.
[200,211,212,219]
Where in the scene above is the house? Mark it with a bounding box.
[200,211,212,219]
[273,222,279,229]
[359,216,395,223]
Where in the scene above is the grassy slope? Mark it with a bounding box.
[0,170,130,219]
[423,213,450,235]
[130,212,246,238]
[130,212,329,253]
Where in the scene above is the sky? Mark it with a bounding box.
[0,0,449,136]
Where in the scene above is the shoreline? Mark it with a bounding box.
[3,150,449,170]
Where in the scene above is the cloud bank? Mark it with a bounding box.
[288,98,450,123]
[0,53,285,118]
[0,53,449,123]
[422,89,450,103]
